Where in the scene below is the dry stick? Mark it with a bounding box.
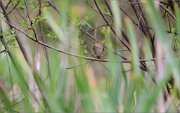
[0,1,30,65]
[159,3,176,21]
[93,0,130,51]
[104,0,113,16]
[4,0,20,17]
[161,2,171,19]
[3,19,159,64]
[5,0,12,9]
[0,49,5,54]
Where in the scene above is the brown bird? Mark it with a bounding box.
[93,40,104,59]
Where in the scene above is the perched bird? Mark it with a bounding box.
[93,40,104,59]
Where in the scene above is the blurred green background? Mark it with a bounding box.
[0,0,180,112]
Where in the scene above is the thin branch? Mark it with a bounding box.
[159,3,176,21]
[0,49,6,54]
[4,0,20,17]
[87,1,111,18]
[66,60,94,69]
[5,0,12,9]
[46,1,60,14]
[84,24,107,32]
[80,28,96,42]
[104,0,113,16]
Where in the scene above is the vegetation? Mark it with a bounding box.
[0,0,180,112]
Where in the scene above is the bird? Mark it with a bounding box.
[93,40,105,59]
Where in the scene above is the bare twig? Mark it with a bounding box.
[104,0,113,16]
[0,49,6,54]
[5,0,11,9]
[159,3,176,21]
[4,0,20,17]
[23,0,38,41]
[66,60,94,69]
